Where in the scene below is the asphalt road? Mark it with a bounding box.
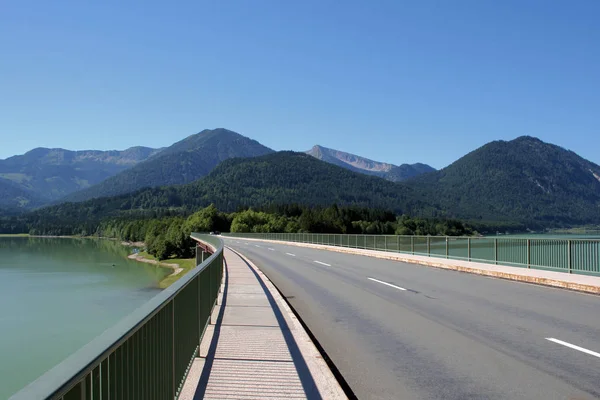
[223,238,600,400]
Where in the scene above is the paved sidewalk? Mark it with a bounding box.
[227,237,600,295]
[180,248,346,400]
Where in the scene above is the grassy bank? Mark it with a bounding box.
[0,233,30,237]
[129,251,196,288]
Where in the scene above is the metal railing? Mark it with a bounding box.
[224,233,600,276]
[10,233,223,400]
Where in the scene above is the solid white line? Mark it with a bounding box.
[285,253,296,257]
[314,261,331,267]
[367,277,407,291]
[546,338,600,359]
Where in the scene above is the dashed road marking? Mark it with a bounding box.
[546,338,600,359]
[314,261,331,267]
[367,277,407,291]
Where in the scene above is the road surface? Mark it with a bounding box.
[223,238,600,400]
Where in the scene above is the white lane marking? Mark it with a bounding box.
[546,338,600,359]
[244,242,249,245]
[285,253,296,257]
[367,277,407,291]
[255,245,261,248]
[314,261,331,267]
[268,248,275,251]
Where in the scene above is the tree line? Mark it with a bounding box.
[1,202,509,260]
[96,204,477,260]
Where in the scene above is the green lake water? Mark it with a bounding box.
[0,237,170,398]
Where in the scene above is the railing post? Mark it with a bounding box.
[397,235,400,253]
[568,240,572,273]
[527,239,531,268]
[467,238,471,261]
[385,236,388,251]
[171,300,175,399]
[494,238,498,265]
[446,237,449,259]
[411,236,414,255]
[427,236,430,256]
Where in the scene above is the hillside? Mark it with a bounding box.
[184,152,432,212]
[0,146,160,209]
[404,136,600,225]
[7,152,438,233]
[63,128,274,202]
[5,136,600,231]
[0,178,46,211]
[306,145,435,182]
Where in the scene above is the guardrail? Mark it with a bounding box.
[10,233,223,400]
[224,233,600,276]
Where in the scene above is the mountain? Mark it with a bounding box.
[404,136,600,225]
[0,146,161,209]
[185,152,431,213]
[12,152,438,232]
[63,128,274,203]
[306,145,435,182]
[5,135,600,231]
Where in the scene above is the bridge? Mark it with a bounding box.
[10,233,600,399]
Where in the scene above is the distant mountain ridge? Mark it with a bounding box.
[14,152,437,230]
[0,146,162,209]
[3,130,600,229]
[62,128,275,203]
[29,136,600,229]
[306,145,435,182]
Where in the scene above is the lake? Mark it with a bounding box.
[0,237,170,398]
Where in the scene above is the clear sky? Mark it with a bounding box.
[1,1,599,169]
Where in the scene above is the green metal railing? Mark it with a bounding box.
[225,233,600,276]
[10,234,223,400]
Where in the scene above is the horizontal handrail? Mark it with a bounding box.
[10,234,223,400]
[224,233,600,276]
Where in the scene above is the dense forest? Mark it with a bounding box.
[0,203,486,260]
[0,152,444,236]
[406,136,600,225]
[105,205,479,260]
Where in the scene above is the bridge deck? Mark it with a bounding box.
[232,237,600,294]
[180,248,346,400]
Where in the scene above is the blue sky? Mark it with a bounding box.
[1,1,598,169]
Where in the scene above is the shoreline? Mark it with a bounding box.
[121,240,145,247]
[127,253,184,283]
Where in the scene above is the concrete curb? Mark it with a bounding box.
[227,237,600,295]
[232,248,348,400]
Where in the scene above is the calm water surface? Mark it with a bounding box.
[0,237,169,398]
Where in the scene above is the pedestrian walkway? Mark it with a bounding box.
[180,248,346,400]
